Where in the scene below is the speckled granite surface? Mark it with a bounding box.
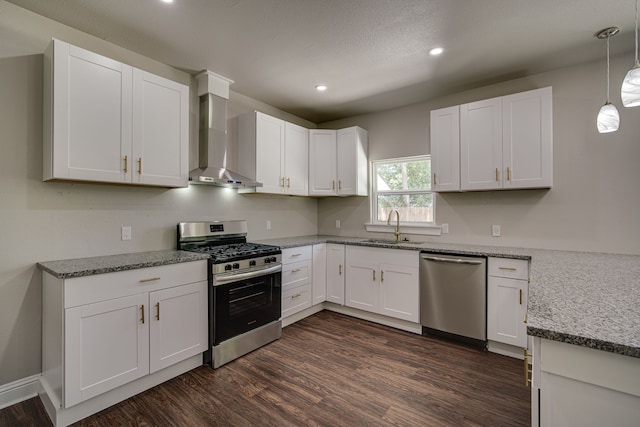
[38,250,210,279]
[256,235,640,358]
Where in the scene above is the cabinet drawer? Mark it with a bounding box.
[282,246,312,263]
[64,261,208,308]
[282,260,311,290]
[282,284,311,318]
[488,257,528,280]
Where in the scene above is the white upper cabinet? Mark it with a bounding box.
[43,39,189,187]
[430,86,552,192]
[430,105,460,192]
[502,87,553,189]
[238,111,309,196]
[460,97,503,191]
[309,126,368,196]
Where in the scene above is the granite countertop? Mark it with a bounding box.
[256,235,640,358]
[38,250,210,279]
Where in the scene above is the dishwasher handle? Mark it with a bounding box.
[421,255,484,265]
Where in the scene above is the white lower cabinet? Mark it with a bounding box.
[531,337,640,427]
[312,244,327,305]
[281,246,313,317]
[487,257,529,348]
[345,246,419,322]
[41,260,208,421]
[326,244,346,305]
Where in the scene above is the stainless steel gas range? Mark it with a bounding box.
[177,220,282,368]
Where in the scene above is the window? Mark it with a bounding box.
[370,155,434,225]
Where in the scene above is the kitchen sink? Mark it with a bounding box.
[360,238,403,245]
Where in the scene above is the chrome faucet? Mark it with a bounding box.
[387,209,401,242]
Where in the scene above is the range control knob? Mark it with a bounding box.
[249,260,257,267]
[224,264,232,271]
[270,256,277,263]
[264,257,271,264]
[233,263,240,269]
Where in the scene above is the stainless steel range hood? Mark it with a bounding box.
[189,71,262,189]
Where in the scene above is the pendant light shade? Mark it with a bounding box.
[596,27,620,133]
[597,103,620,133]
[622,0,640,106]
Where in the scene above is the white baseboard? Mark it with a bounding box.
[0,374,41,410]
[488,340,525,359]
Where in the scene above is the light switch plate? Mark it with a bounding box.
[336,220,341,229]
[492,225,501,237]
[441,223,449,234]
[121,226,132,241]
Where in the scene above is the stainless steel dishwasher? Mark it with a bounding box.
[420,252,487,347]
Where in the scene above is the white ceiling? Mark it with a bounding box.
[6,0,639,123]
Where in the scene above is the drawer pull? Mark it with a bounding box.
[139,277,161,283]
[140,305,145,324]
[498,267,517,271]
[291,253,302,257]
[291,293,302,299]
[291,268,301,273]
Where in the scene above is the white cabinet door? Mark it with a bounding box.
[487,276,528,347]
[149,281,207,373]
[461,97,503,190]
[503,86,553,189]
[379,263,419,322]
[337,127,368,196]
[46,39,132,184]
[312,244,327,305]
[326,244,345,305]
[256,112,285,194]
[345,248,378,313]
[132,69,189,187]
[309,129,338,195]
[430,105,460,192]
[65,293,149,407]
[284,122,309,196]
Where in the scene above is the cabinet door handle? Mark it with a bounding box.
[280,177,285,187]
[139,277,161,283]
[155,302,160,320]
[433,173,437,185]
[123,155,128,173]
[381,271,384,282]
[507,167,511,182]
[339,264,342,275]
[137,157,142,174]
[372,270,376,282]
[338,180,342,190]
[519,289,523,305]
[287,177,291,188]
[332,180,335,190]
[495,168,499,182]
[140,305,145,324]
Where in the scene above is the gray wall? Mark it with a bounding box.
[0,2,317,386]
[318,55,640,256]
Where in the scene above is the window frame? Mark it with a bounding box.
[366,155,442,236]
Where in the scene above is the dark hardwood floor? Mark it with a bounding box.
[1,311,530,426]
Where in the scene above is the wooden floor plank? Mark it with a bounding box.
[1,311,530,426]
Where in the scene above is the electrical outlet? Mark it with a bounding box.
[441,223,449,234]
[492,224,501,237]
[336,220,341,229]
[266,220,271,230]
[121,226,132,241]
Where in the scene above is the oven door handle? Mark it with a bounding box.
[214,264,282,286]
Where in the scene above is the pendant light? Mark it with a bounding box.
[596,27,620,133]
[621,0,640,106]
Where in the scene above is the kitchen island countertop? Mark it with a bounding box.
[256,235,640,358]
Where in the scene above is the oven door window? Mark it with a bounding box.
[213,272,281,345]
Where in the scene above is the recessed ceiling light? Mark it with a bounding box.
[315,84,327,92]
[161,0,174,3]
[429,47,444,56]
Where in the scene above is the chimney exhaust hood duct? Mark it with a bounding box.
[189,70,262,188]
